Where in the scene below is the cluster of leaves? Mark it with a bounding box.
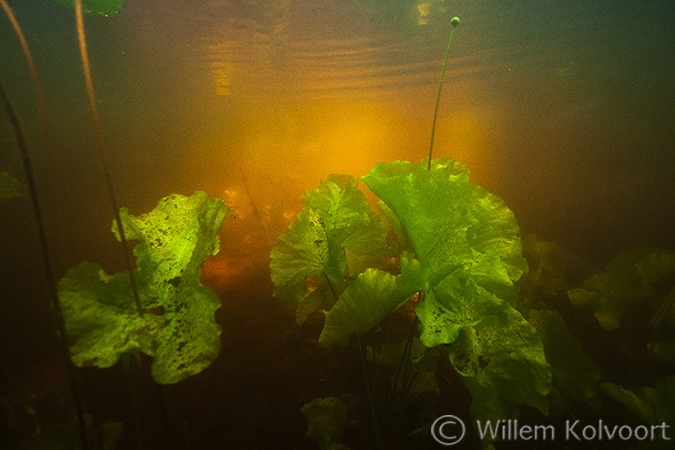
[272,157,675,449]
[568,248,675,332]
[513,237,675,448]
[568,247,675,446]
[58,191,230,384]
[270,158,556,447]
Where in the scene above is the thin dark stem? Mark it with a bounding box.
[155,383,179,450]
[169,385,189,450]
[126,353,145,450]
[0,0,69,267]
[356,334,383,449]
[0,0,55,166]
[389,314,418,407]
[322,270,385,448]
[0,78,89,450]
[74,0,143,315]
[239,167,270,245]
[427,17,460,170]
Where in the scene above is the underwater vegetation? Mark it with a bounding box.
[269,161,675,449]
[58,191,230,385]
[269,157,546,448]
[260,15,675,449]
[1,0,232,448]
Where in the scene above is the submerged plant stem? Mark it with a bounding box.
[0,0,55,166]
[427,17,460,170]
[1,0,70,270]
[125,353,146,450]
[357,334,383,449]
[74,0,143,315]
[0,78,89,450]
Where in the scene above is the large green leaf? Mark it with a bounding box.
[568,248,675,330]
[59,191,229,384]
[351,159,551,426]
[529,309,599,401]
[415,252,512,348]
[319,268,416,347]
[59,262,160,367]
[443,300,551,424]
[269,175,389,305]
[362,158,527,289]
[361,157,531,359]
[601,377,675,426]
[415,250,551,417]
[317,250,429,347]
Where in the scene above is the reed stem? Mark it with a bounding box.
[0,78,89,450]
[74,0,143,315]
[427,17,460,170]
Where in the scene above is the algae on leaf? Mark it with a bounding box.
[59,191,229,384]
[444,303,551,424]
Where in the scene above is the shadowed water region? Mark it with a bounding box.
[1,0,674,448]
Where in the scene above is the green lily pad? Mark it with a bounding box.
[444,301,551,424]
[59,191,229,384]
[319,268,412,347]
[601,377,675,426]
[529,309,599,401]
[362,158,527,290]
[270,175,389,305]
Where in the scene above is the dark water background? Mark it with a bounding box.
[1,0,675,448]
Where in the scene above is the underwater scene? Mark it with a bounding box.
[1,0,675,448]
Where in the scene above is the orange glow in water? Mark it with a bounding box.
[435,108,490,178]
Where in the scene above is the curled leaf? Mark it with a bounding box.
[59,191,229,384]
